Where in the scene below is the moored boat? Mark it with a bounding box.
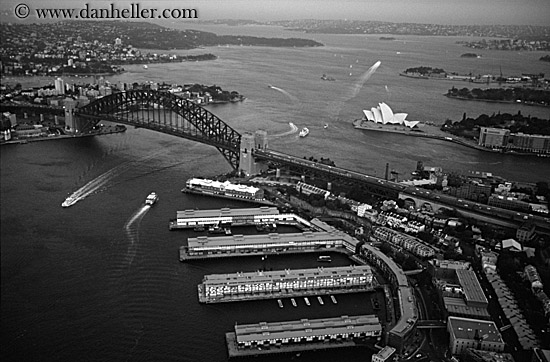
[317,255,332,262]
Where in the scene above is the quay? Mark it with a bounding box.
[226,314,381,358]
[197,265,376,304]
[179,227,358,261]
[169,206,310,230]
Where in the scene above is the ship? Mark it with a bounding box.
[299,127,309,137]
[145,192,159,205]
[61,196,78,208]
[317,255,332,262]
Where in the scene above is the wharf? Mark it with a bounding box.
[225,332,375,358]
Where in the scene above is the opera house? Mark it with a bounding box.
[363,102,419,128]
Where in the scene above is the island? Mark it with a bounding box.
[445,86,550,107]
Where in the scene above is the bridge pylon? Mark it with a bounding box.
[239,130,268,176]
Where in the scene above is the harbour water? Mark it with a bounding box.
[2,24,550,361]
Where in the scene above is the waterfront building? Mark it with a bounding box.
[229,314,381,351]
[447,317,505,355]
[184,178,264,200]
[198,265,375,303]
[170,206,282,229]
[478,127,510,148]
[508,133,550,154]
[362,102,418,128]
[371,346,396,362]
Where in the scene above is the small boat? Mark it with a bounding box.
[291,298,297,307]
[61,196,78,208]
[299,127,309,137]
[321,74,336,81]
[317,255,332,262]
[304,297,310,306]
[330,295,338,304]
[145,192,159,205]
[278,299,283,308]
[323,124,328,129]
[143,65,148,69]
[317,296,324,305]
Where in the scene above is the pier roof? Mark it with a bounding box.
[177,206,279,219]
[235,314,380,342]
[187,230,354,249]
[202,265,372,286]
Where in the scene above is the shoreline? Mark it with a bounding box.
[352,119,549,157]
[0,125,126,146]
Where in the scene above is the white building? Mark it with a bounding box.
[363,102,418,128]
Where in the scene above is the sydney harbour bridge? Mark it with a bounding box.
[10,89,549,230]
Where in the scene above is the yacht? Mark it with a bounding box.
[145,192,159,205]
[299,127,309,137]
[317,255,332,262]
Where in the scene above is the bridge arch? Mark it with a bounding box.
[76,90,242,169]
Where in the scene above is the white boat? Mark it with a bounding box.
[299,127,309,137]
[143,65,148,69]
[323,124,328,129]
[317,255,332,262]
[145,192,159,205]
[304,297,310,306]
[317,296,324,305]
[61,196,78,208]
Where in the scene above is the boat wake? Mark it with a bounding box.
[269,122,299,138]
[268,84,299,104]
[62,151,166,208]
[123,205,150,266]
[326,60,382,123]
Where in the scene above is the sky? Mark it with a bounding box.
[1,0,550,25]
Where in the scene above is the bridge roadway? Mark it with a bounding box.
[254,149,550,231]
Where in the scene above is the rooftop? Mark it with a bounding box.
[235,314,381,342]
[202,265,372,285]
[456,269,488,305]
[448,317,503,344]
[177,206,278,219]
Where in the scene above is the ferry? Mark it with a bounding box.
[317,255,332,262]
[299,127,309,137]
[61,196,78,208]
[145,192,159,205]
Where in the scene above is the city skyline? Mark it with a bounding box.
[0,0,549,26]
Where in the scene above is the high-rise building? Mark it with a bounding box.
[54,77,65,95]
